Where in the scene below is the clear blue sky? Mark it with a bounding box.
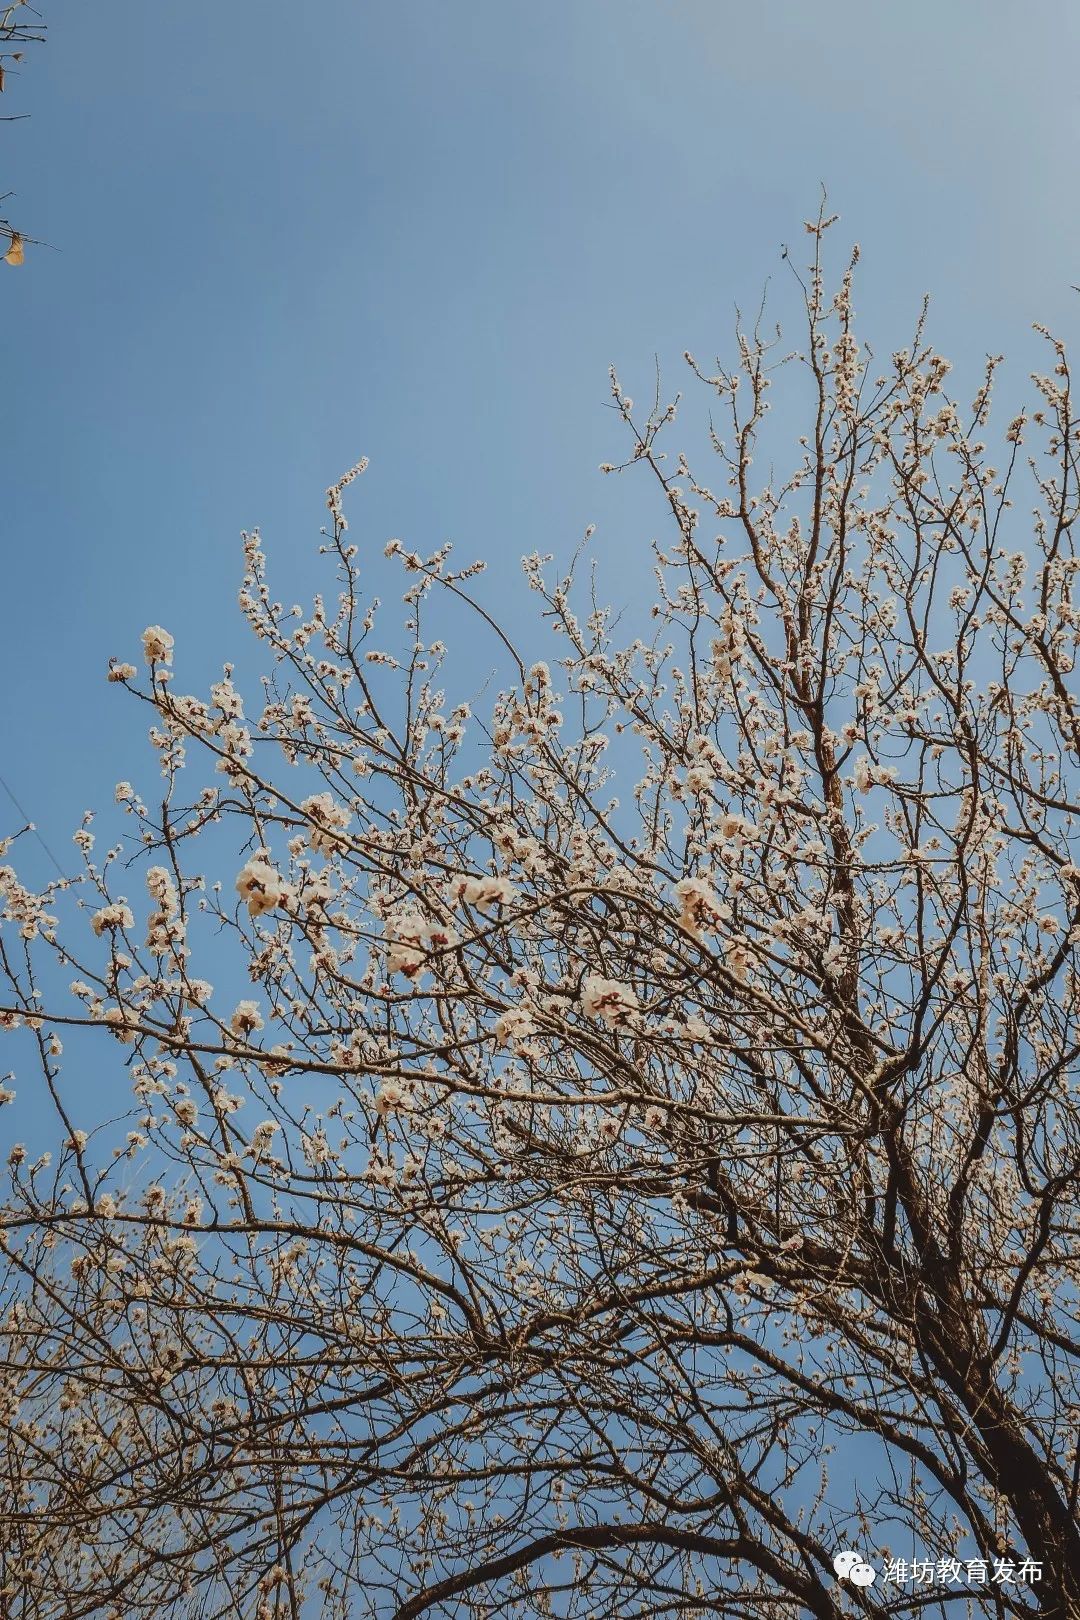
[5,0,1080,877]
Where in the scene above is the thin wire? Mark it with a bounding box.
[0,770,70,881]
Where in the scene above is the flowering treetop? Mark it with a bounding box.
[3,210,1080,1618]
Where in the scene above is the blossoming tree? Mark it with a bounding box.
[5,213,1080,1618]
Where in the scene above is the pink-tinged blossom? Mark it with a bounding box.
[384,911,459,978]
[423,919,460,953]
[581,974,639,1027]
[249,1120,280,1157]
[494,1007,537,1047]
[717,811,753,843]
[451,874,518,913]
[230,1000,264,1038]
[675,875,722,938]
[375,1080,410,1116]
[141,626,174,666]
[102,1006,138,1044]
[236,857,291,918]
[91,902,135,938]
[385,911,429,979]
[300,793,352,855]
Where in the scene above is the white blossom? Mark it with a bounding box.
[141,626,174,666]
[581,974,639,1027]
[230,1000,264,1038]
[300,793,352,855]
[235,857,291,918]
[451,874,518,913]
[91,902,135,938]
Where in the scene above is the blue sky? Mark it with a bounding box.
[5,0,1080,879]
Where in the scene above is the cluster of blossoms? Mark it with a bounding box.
[299,793,352,855]
[384,910,460,979]
[444,872,517,913]
[145,866,183,957]
[580,974,639,1027]
[229,1000,264,1039]
[0,863,58,941]
[102,1005,139,1044]
[90,901,134,938]
[674,874,724,939]
[374,1078,413,1116]
[141,626,174,665]
[235,855,292,918]
[494,1006,538,1047]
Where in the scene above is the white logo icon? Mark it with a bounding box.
[833,1549,877,1587]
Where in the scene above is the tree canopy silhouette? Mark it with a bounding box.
[4,212,1080,1618]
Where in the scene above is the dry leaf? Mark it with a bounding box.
[4,232,24,266]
